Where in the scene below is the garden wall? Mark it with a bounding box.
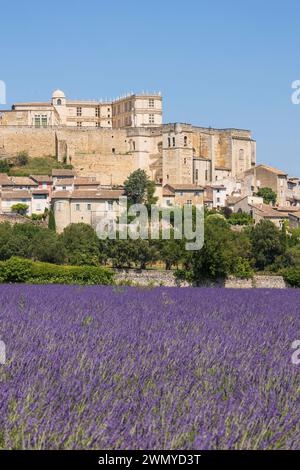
[114,270,288,288]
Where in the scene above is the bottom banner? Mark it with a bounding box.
[0,450,299,467]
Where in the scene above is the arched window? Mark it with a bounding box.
[57,99,62,106]
[184,136,188,147]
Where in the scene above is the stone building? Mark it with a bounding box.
[160,184,204,207]
[0,90,162,129]
[52,189,124,233]
[0,90,256,188]
[242,164,288,206]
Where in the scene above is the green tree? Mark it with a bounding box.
[11,203,29,215]
[250,220,283,270]
[189,218,234,281]
[131,239,158,269]
[1,257,33,283]
[15,151,29,167]
[0,223,40,260]
[109,239,136,268]
[48,209,56,231]
[124,169,157,206]
[60,223,100,266]
[256,187,277,205]
[233,257,253,279]
[157,237,184,270]
[229,211,254,226]
[31,229,66,264]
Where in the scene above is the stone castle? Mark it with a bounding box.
[0,89,256,186]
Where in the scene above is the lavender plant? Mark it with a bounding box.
[0,285,299,449]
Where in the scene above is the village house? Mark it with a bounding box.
[287,177,300,207]
[0,189,50,216]
[51,168,76,182]
[53,176,101,192]
[289,210,300,229]
[204,185,227,209]
[248,202,289,228]
[52,189,125,233]
[0,173,14,190]
[242,164,288,207]
[30,175,53,194]
[11,176,38,190]
[227,195,264,213]
[161,184,204,208]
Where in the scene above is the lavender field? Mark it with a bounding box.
[0,285,299,450]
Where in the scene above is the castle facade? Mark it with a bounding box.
[0,90,256,186]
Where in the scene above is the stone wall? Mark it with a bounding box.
[114,269,190,287]
[0,213,36,225]
[0,126,56,157]
[0,124,256,186]
[114,269,289,288]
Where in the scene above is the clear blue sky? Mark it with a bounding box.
[1,0,300,175]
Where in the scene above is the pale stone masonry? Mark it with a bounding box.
[0,89,163,129]
[0,90,256,187]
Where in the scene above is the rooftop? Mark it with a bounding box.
[255,164,287,176]
[52,169,76,177]
[165,184,204,192]
[11,177,38,186]
[1,190,31,200]
[250,203,289,218]
[30,175,53,183]
[52,189,124,200]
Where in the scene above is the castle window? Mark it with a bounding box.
[149,99,154,108]
[77,122,82,127]
[77,107,82,117]
[184,136,188,147]
[96,122,101,128]
[168,137,171,147]
[195,169,199,180]
[184,158,187,164]
[57,99,62,106]
[95,107,100,117]
[173,137,175,147]
[112,148,115,154]
[87,203,91,210]
[41,115,47,127]
[149,114,155,124]
[186,200,192,205]
[34,114,48,127]
[75,204,80,211]
[34,115,40,127]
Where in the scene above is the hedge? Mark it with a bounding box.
[0,257,114,285]
[282,268,300,288]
